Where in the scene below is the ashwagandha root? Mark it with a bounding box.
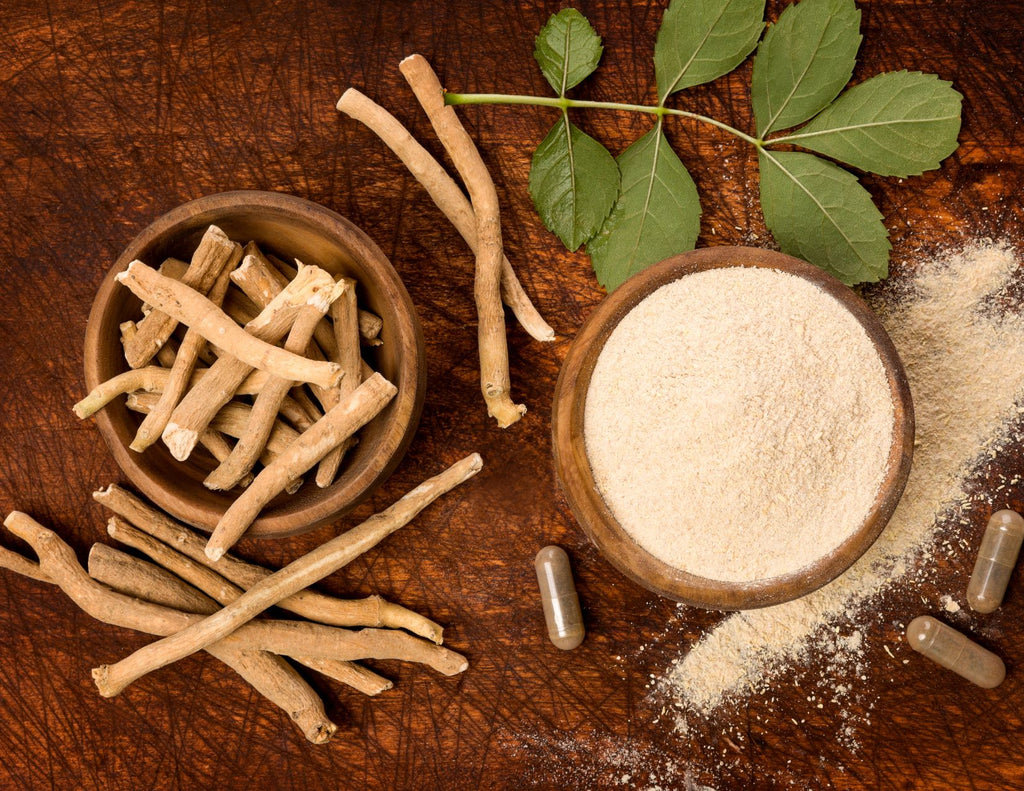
[89,540,393,697]
[316,277,361,487]
[204,291,344,492]
[0,512,337,743]
[205,372,398,560]
[336,87,555,344]
[92,484,445,644]
[161,264,338,461]
[73,366,272,420]
[90,454,481,696]
[116,261,344,389]
[399,55,526,428]
[131,254,239,452]
[123,227,242,369]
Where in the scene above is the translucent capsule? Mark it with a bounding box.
[905,615,1005,688]
[535,545,585,650]
[967,509,1024,614]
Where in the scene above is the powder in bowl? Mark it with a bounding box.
[583,266,895,583]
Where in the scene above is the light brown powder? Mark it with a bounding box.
[662,240,1024,715]
[584,267,895,582]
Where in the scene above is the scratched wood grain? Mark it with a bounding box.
[0,1,1023,789]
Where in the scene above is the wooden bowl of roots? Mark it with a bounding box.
[84,190,425,538]
[552,246,914,610]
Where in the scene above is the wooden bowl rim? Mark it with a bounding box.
[85,190,426,538]
[552,246,915,610]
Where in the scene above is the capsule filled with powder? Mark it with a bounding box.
[967,509,1024,614]
[535,546,585,650]
[905,615,1005,688]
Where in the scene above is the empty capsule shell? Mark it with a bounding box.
[535,545,585,650]
[967,509,1024,614]
[905,615,1005,688]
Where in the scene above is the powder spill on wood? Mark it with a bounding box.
[585,267,894,582]
[661,240,1024,715]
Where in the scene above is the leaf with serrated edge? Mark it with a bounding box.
[780,71,962,177]
[587,125,701,291]
[655,0,766,101]
[751,0,861,137]
[759,149,889,284]
[534,8,603,95]
[529,116,619,252]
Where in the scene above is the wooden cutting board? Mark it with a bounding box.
[1,1,1022,788]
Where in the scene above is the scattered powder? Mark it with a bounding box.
[584,267,895,582]
[660,240,1024,714]
[941,594,962,613]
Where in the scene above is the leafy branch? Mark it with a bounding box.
[445,0,962,290]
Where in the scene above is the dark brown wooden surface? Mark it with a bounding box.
[1,1,1022,788]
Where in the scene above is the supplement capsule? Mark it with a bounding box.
[535,545,585,650]
[967,509,1024,614]
[905,615,1005,688]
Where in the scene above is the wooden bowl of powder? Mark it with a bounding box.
[552,247,914,610]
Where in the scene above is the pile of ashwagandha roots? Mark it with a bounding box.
[0,454,481,744]
[74,226,401,560]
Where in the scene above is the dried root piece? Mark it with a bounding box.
[116,261,343,389]
[399,55,525,428]
[161,264,337,461]
[317,277,361,487]
[123,226,242,369]
[0,512,337,744]
[132,253,239,451]
[90,455,481,696]
[93,484,445,643]
[90,540,392,697]
[336,87,555,343]
[74,366,271,420]
[205,372,398,560]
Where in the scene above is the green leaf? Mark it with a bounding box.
[587,125,701,290]
[758,149,889,284]
[533,8,603,96]
[780,71,963,177]
[529,116,620,252]
[751,0,862,137]
[655,0,766,101]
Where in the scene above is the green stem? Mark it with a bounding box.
[444,91,762,147]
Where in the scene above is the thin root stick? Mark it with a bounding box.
[89,455,481,695]
[399,55,525,427]
[336,87,554,342]
[74,367,273,419]
[316,278,361,487]
[205,373,397,559]
[92,484,445,643]
[89,542,392,696]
